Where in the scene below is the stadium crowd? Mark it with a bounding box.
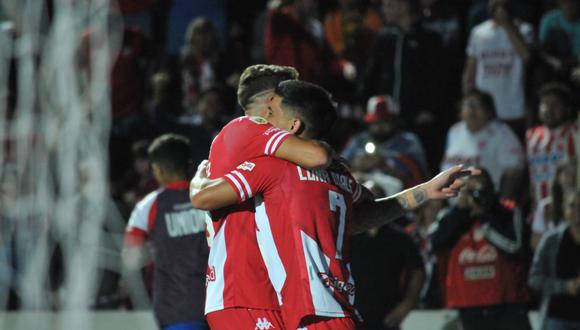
[2,0,580,329]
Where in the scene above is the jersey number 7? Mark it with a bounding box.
[329,191,346,260]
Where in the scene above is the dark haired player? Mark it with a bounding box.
[123,134,209,330]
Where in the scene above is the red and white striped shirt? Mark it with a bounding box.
[526,123,576,205]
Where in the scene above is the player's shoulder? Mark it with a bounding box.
[134,188,163,211]
[235,157,287,173]
[327,159,353,176]
[129,189,164,222]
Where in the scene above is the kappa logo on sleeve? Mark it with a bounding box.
[237,161,256,172]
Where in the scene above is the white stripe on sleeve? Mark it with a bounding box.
[225,173,246,201]
[232,170,253,198]
[269,132,291,155]
[264,131,286,155]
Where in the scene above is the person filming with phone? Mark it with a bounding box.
[429,168,531,330]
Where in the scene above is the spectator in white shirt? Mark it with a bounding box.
[462,0,534,139]
[441,89,525,199]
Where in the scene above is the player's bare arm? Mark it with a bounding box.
[189,160,239,210]
[190,179,239,210]
[275,136,334,169]
[350,165,480,234]
[121,245,149,271]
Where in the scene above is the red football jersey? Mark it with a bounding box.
[205,116,291,314]
[223,157,363,329]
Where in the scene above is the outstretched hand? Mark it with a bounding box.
[423,165,481,200]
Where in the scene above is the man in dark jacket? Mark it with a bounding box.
[429,168,531,330]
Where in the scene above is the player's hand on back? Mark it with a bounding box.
[190,160,209,199]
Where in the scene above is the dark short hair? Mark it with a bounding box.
[538,82,572,105]
[274,80,337,139]
[237,64,299,109]
[148,134,191,175]
[463,89,497,119]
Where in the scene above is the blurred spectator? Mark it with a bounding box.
[528,190,580,330]
[363,0,446,171]
[264,0,355,92]
[342,95,427,188]
[323,0,382,77]
[351,182,425,330]
[462,0,533,138]
[421,0,461,50]
[146,70,183,130]
[364,0,445,126]
[406,199,446,308]
[251,0,275,64]
[440,90,525,198]
[177,85,235,167]
[531,159,576,249]
[115,140,157,215]
[526,82,576,208]
[429,169,531,330]
[166,0,226,55]
[122,134,209,330]
[181,18,229,114]
[80,14,149,136]
[539,0,580,83]
[420,0,463,114]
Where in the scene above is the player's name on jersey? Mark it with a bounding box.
[296,166,354,194]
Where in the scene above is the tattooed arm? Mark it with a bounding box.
[350,165,478,235]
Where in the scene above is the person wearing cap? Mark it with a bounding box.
[341,95,428,189]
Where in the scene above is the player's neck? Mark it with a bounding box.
[158,174,187,186]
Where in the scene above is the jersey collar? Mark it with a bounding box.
[165,180,190,190]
